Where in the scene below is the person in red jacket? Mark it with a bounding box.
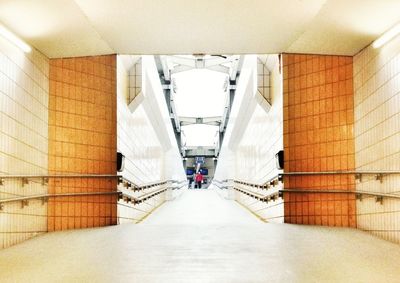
[195,172,203,189]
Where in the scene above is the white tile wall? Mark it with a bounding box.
[354,33,400,243]
[236,55,283,222]
[129,59,142,102]
[0,36,49,249]
[216,55,284,222]
[257,57,271,102]
[116,56,185,223]
[117,57,164,185]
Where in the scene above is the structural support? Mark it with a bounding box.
[154,55,243,162]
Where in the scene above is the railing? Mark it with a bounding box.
[234,186,280,202]
[0,174,188,226]
[0,174,120,209]
[234,174,282,189]
[0,174,187,209]
[232,176,284,222]
[117,178,187,223]
[118,176,166,191]
[172,180,188,190]
[212,179,228,189]
[0,191,121,210]
[279,170,400,203]
[279,170,400,183]
[0,174,118,187]
[279,189,400,204]
[233,174,282,200]
[118,178,187,204]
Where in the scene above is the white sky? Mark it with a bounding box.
[173,69,227,146]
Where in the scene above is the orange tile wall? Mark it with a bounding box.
[282,54,356,227]
[48,55,117,231]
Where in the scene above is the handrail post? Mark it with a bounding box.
[165,180,173,201]
[225,179,235,200]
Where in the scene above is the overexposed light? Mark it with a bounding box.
[0,24,31,53]
[182,125,219,146]
[173,68,227,146]
[173,69,227,117]
[372,22,400,49]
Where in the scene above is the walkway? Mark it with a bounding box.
[1,188,400,282]
[143,187,260,225]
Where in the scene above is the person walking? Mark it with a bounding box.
[195,172,203,189]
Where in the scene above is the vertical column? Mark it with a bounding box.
[48,55,117,231]
[282,54,356,227]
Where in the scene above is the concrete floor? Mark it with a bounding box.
[1,189,400,282]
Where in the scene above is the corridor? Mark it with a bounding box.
[1,1,400,282]
[1,188,400,283]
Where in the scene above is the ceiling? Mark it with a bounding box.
[0,0,399,58]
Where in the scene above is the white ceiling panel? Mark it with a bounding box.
[0,0,112,57]
[287,0,400,55]
[0,0,399,57]
[73,0,325,55]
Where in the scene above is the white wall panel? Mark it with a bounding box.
[0,36,49,249]
[116,56,185,223]
[354,33,400,243]
[215,55,283,222]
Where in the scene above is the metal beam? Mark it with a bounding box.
[206,65,230,74]
[159,55,171,81]
[167,56,196,67]
[229,55,243,81]
[184,147,216,157]
[170,64,194,75]
[180,116,222,126]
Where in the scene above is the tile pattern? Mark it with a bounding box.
[282,53,356,227]
[257,58,270,102]
[48,55,117,231]
[235,55,284,222]
[0,37,49,249]
[128,58,142,103]
[116,56,166,222]
[354,35,400,243]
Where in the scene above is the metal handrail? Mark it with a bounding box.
[120,187,167,204]
[118,176,169,191]
[234,186,280,201]
[280,170,400,183]
[280,170,400,176]
[119,179,186,204]
[234,174,282,189]
[0,191,121,209]
[214,183,227,189]
[0,174,120,186]
[172,182,188,190]
[170,179,187,184]
[0,174,185,189]
[0,174,118,179]
[212,179,228,189]
[279,189,400,201]
[0,173,183,208]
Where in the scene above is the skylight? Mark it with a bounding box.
[173,68,228,146]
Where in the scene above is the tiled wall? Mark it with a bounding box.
[116,56,187,223]
[48,55,117,231]
[0,36,49,248]
[116,56,165,222]
[354,35,400,243]
[117,60,164,184]
[234,55,284,222]
[282,54,356,227]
